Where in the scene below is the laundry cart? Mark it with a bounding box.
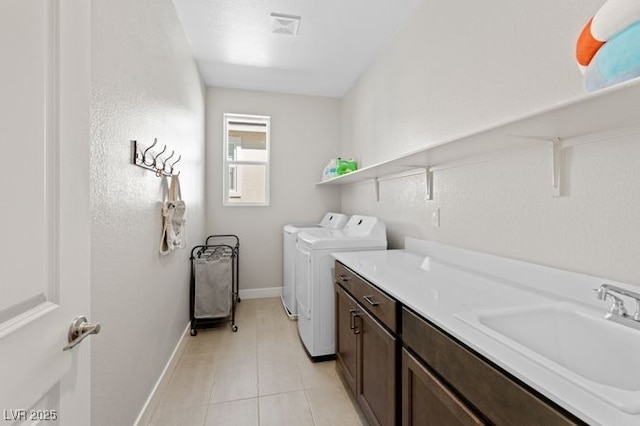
[189,235,240,335]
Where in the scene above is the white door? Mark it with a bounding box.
[0,1,92,424]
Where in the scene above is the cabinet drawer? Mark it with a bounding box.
[402,308,581,425]
[335,262,360,298]
[336,262,397,332]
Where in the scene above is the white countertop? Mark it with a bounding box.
[332,239,640,426]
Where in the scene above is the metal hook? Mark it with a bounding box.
[169,154,182,174]
[142,138,158,166]
[163,150,175,173]
[152,145,167,168]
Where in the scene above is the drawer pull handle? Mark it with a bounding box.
[363,295,379,306]
[339,274,350,282]
[349,309,361,334]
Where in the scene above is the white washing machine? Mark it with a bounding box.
[295,215,387,359]
[282,212,348,319]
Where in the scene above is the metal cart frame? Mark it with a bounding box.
[189,235,240,335]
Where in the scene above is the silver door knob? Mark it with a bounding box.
[63,316,101,351]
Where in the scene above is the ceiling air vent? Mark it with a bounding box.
[270,13,301,36]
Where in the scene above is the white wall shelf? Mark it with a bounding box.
[316,77,640,198]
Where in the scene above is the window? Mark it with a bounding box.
[223,114,270,206]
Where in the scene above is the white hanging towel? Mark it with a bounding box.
[167,174,186,250]
[159,174,186,255]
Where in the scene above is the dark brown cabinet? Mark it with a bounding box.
[335,261,584,426]
[335,283,358,394]
[358,305,397,426]
[402,307,582,426]
[335,263,397,426]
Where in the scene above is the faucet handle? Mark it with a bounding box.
[607,293,628,316]
[634,299,640,321]
[593,286,607,300]
[594,286,628,316]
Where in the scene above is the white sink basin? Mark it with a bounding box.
[456,302,640,413]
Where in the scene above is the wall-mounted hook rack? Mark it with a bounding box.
[131,139,182,177]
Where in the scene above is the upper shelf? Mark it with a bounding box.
[317,77,640,187]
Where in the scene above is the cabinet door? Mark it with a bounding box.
[402,348,484,426]
[358,307,397,426]
[335,284,358,394]
[402,308,579,425]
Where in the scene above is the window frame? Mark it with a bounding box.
[222,113,271,206]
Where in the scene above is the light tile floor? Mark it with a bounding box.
[147,298,368,426]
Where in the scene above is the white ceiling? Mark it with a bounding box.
[172,0,424,98]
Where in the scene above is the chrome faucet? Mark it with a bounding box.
[594,283,640,329]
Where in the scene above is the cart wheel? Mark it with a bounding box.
[190,329,197,336]
[232,325,238,332]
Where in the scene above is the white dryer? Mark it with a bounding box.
[282,212,348,319]
[295,215,387,359]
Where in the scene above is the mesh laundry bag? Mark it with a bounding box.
[193,252,232,319]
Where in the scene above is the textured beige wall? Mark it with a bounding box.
[339,0,640,287]
[90,0,206,423]
[206,87,342,293]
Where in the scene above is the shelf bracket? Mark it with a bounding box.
[425,168,433,201]
[370,168,431,202]
[551,137,562,197]
[511,134,563,196]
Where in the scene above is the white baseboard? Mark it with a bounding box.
[239,286,281,300]
[134,322,190,426]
